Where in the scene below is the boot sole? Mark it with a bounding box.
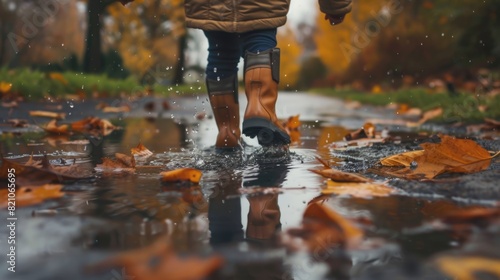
[243,118,291,146]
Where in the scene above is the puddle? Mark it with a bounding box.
[1,95,499,280]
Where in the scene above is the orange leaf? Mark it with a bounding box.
[87,236,223,280]
[309,168,371,183]
[95,153,136,174]
[380,150,425,167]
[284,115,301,130]
[160,168,202,184]
[43,120,70,135]
[131,142,153,158]
[29,111,66,119]
[322,180,396,198]
[378,135,496,179]
[1,184,64,207]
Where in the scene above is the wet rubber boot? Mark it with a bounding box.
[206,75,241,152]
[242,48,291,146]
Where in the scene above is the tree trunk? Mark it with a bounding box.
[173,34,186,85]
[83,0,105,73]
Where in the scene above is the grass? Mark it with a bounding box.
[0,68,206,100]
[312,87,500,122]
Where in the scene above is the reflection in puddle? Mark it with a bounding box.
[0,116,492,279]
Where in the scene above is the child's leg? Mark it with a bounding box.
[203,31,242,150]
[240,29,291,146]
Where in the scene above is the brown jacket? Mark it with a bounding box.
[185,0,352,33]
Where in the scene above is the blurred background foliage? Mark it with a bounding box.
[0,0,499,96]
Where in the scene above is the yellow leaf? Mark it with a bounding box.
[1,184,64,208]
[43,119,70,135]
[436,256,500,280]
[160,168,202,184]
[323,180,396,198]
[48,72,68,85]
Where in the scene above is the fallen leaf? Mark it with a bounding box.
[0,184,64,207]
[95,153,136,174]
[0,155,90,186]
[29,110,66,119]
[160,168,202,184]
[71,117,117,136]
[322,180,396,198]
[131,142,153,159]
[87,236,223,280]
[380,150,425,167]
[436,256,500,280]
[43,120,70,135]
[379,135,497,179]
[407,107,443,127]
[284,115,301,131]
[440,207,500,226]
[48,72,68,85]
[309,159,371,183]
[2,101,18,108]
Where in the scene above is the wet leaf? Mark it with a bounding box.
[160,168,202,184]
[71,117,117,136]
[436,256,500,280]
[48,72,68,85]
[379,135,497,179]
[131,142,153,159]
[0,155,91,186]
[309,158,371,183]
[43,120,70,135]
[440,207,500,226]
[407,107,443,127]
[95,153,136,174]
[284,115,301,130]
[101,105,130,113]
[88,236,223,280]
[380,150,425,167]
[344,122,376,141]
[1,184,64,207]
[29,110,66,119]
[2,100,18,108]
[322,180,396,198]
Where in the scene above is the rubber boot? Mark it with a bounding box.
[242,48,291,146]
[206,75,241,151]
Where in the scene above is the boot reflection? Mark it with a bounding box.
[246,194,281,241]
[208,174,244,246]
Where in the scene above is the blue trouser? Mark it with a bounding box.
[203,28,277,80]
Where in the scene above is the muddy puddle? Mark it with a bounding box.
[1,94,499,280]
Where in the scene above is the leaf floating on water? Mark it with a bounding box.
[309,168,371,183]
[440,207,500,225]
[87,235,224,280]
[160,168,202,184]
[131,142,153,159]
[95,153,136,174]
[6,119,28,128]
[378,135,497,179]
[322,180,396,198]
[0,184,64,207]
[436,256,500,280]
[71,117,117,136]
[43,119,70,135]
[29,110,66,119]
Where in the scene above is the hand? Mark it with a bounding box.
[325,14,346,26]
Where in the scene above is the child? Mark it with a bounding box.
[184,0,352,151]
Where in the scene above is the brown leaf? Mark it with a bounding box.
[283,115,301,130]
[1,184,64,207]
[440,207,500,226]
[380,150,425,167]
[309,168,371,183]
[436,256,500,280]
[378,135,496,179]
[95,153,136,174]
[7,119,28,128]
[160,168,202,184]
[102,105,130,113]
[71,117,117,136]
[87,236,223,280]
[0,155,90,186]
[322,180,396,198]
[407,107,443,127]
[43,119,70,135]
[29,110,65,119]
[344,122,376,141]
[131,142,153,159]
